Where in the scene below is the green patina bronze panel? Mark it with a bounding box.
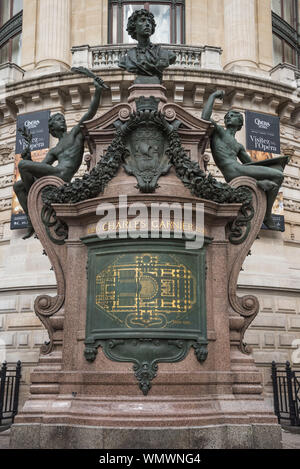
[96,253,197,330]
[82,237,209,395]
[83,238,207,339]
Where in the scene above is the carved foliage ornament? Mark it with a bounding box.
[85,338,200,396]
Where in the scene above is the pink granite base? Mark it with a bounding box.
[10,423,282,449]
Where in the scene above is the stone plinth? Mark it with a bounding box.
[128,84,168,112]
[9,168,281,449]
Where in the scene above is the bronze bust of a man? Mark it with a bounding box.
[118,9,176,84]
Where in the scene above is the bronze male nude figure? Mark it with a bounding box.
[202,91,285,230]
[14,71,107,239]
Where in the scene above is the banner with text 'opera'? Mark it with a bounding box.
[245,110,281,157]
[11,110,50,230]
[245,110,284,231]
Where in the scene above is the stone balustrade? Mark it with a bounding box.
[71,44,223,72]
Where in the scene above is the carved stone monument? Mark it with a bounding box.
[10,10,282,449]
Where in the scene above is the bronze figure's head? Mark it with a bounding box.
[127,9,156,40]
[224,110,244,131]
[48,113,67,136]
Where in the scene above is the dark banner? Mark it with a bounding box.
[246,110,280,155]
[15,110,50,154]
[11,110,50,230]
[262,215,285,232]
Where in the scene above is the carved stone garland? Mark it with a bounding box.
[42,110,251,208]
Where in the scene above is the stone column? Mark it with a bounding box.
[21,0,38,70]
[185,0,208,46]
[257,0,273,71]
[223,0,258,73]
[36,0,71,69]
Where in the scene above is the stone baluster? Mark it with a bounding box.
[94,51,100,67]
[194,52,201,68]
[100,51,106,67]
[108,51,113,67]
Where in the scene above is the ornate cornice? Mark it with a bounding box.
[283,176,300,190]
[0,197,12,212]
[0,174,13,188]
[0,146,14,166]
[284,199,300,212]
[0,11,23,48]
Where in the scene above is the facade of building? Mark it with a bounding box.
[0,0,300,406]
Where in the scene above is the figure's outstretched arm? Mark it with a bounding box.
[202,90,225,121]
[78,78,104,125]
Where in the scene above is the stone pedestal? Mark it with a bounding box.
[9,91,281,449]
[128,84,168,112]
[9,169,281,449]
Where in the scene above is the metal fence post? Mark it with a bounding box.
[286,361,297,426]
[0,361,7,425]
[271,361,280,423]
[292,370,300,425]
[12,361,21,422]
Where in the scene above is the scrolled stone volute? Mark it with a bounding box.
[228,176,267,354]
[28,176,67,355]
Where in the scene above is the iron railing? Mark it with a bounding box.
[0,361,21,426]
[271,361,300,426]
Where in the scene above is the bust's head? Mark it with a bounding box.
[48,113,67,137]
[127,9,156,41]
[224,110,244,131]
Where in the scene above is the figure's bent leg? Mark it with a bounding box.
[13,180,28,214]
[18,160,61,193]
[256,172,284,230]
[18,160,36,193]
[264,185,282,230]
[238,165,284,185]
[256,180,277,192]
[236,165,284,230]
[13,180,34,240]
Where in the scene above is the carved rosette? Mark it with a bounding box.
[228,177,267,354]
[28,176,67,354]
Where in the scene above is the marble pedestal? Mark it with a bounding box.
[9,168,281,449]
